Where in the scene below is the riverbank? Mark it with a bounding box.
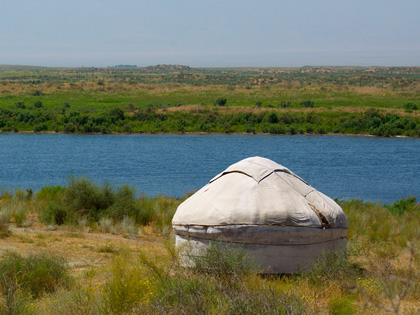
[1,105,419,137]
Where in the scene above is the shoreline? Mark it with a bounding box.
[0,130,414,138]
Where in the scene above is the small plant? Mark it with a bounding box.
[99,217,114,233]
[0,216,10,238]
[121,215,138,238]
[12,205,27,227]
[328,295,356,315]
[0,252,72,298]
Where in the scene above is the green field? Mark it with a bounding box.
[0,65,419,136]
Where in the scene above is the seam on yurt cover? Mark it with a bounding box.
[273,171,315,198]
[196,188,232,224]
[176,234,346,246]
[209,170,256,183]
[272,169,309,185]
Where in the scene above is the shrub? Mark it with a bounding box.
[386,196,418,216]
[99,217,114,233]
[34,100,43,108]
[36,178,158,229]
[214,97,227,106]
[301,100,314,108]
[105,185,139,221]
[0,252,71,298]
[12,205,27,227]
[63,177,115,222]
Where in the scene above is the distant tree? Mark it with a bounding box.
[214,97,227,106]
[34,101,43,108]
[266,112,279,124]
[109,108,125,121]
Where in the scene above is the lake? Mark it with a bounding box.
[1,133,419,204]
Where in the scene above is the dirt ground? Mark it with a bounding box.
[0,219,167,281]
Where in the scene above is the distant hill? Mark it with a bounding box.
[0,64,50,71]
[1,64,420,75]
[144,64,195,73]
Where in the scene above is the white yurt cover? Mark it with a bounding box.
[172,156,348,273]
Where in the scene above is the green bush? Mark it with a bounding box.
[35,177,179,230]
[0,252,71,298]
[386,196,418,216]
[33,100,43,108]
[214,97,227,106]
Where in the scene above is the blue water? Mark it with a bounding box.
[0,134,419,204]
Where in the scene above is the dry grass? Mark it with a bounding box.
[0,192,419,314]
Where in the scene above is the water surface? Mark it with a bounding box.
[1,134,419,204]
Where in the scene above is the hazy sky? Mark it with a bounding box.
[1,0,419,67]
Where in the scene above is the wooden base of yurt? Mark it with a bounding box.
[175,232,347,274]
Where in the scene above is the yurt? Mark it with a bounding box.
[172,156,348,273]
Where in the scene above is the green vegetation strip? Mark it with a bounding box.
[0,65,419,137]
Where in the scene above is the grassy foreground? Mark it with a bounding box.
[0,65,419,137]
[0,178,419,314]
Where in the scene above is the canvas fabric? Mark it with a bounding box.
[172,156,348,229]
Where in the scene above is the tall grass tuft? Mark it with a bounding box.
[302,249,363,292]
[188,242,260,278]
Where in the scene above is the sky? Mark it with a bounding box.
[1,0,419,67]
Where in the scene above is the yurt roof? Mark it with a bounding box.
[172,156,347,229]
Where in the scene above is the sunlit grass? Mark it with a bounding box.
[0,181,419,313]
